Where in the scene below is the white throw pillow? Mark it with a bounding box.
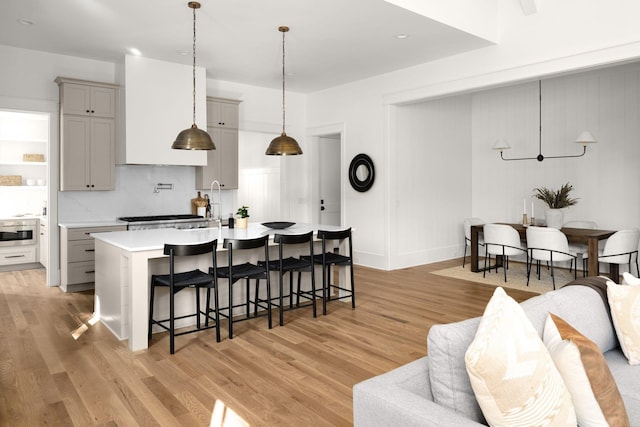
[543,313,629,426]
[622,272,640,286]
[465,287,576,426]
[607,280,640,365]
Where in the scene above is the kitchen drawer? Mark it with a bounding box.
[67,225,126,241]
[68,240,95,262]
[67,261,95,284]
[0,246,37,266]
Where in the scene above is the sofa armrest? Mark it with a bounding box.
[353,357,485,427]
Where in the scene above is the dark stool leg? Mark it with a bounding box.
[148,283,155,340]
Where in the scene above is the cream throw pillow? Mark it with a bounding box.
[543,313,629,427]
[465,287,576,426]
[607,280,640,365]
[622,272,640,286]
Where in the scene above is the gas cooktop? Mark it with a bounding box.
[118,214,203,222]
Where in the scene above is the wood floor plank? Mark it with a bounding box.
[0,259,536,426]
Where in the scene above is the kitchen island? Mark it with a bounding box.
[92,222,350,351]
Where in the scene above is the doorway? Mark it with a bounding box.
[318,134,341,226]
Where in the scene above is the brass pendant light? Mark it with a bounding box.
[172,1,215,150]
[266,26,303,156]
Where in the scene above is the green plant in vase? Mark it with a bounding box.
[236,205,249,228]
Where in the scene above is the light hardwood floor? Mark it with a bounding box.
[0,259,536,426]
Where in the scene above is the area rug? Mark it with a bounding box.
[432,261,579,295]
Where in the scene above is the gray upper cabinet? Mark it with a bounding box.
[56,77,118,191]
[196,97,241,190]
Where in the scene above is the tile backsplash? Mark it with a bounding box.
[58,164,234,222]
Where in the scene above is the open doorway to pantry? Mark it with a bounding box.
[0,97,59,288]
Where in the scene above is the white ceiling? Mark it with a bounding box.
[0,0,496,93]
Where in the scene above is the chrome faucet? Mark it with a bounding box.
[210,180,222,227]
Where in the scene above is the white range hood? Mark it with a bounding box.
[118,55,207,166]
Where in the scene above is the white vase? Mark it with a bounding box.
[236,217,248,229]
[545,209,564,229]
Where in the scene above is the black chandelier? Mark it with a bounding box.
[493,80,596,161]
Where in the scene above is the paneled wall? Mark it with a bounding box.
[391,95,472,269]
[472,63,640,231]
[390,61,640,269]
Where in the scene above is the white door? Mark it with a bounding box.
[319,135,341,226]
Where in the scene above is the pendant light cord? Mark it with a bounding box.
[538,80,542,157]
[192,4,197,125]
[281,28,286,135]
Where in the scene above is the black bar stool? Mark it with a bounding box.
[302,228,355,315]
[148,240,219,354]
[256,231,316,326]
[207,235,271,339]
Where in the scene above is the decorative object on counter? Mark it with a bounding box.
[349,153,375,192]
[22,153,45,162]
[26,179,36,186]
[235,205,249,228]
[0,175,22,186]
[171,1,215,151]
[191,191,206,215]
[533,182,578,229]
[493,80,597,162]
[262,221,295,229]
[265,26,303,156]
[228,216,234,229]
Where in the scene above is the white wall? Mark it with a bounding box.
[307,0,640,270]
[472,64,640,231]
[390,95,472,269]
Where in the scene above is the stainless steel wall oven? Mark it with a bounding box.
[0,219,38,246]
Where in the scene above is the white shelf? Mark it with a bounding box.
[0,161,47,166]
[0,185,46,189]
[0,138,47,143]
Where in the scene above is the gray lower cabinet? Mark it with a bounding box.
[60,225,126,292]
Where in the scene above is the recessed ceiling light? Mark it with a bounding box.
[16,18,35,25]
[128,48,142,56]
[177,50,190,56]
[395,33,409,39]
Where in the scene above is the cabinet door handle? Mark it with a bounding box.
[85,249,95,252]
[90,110,95,114]
[5,254,26,259]
[84,232,91,235]
[86,109,90,113]
[85,270,95,274]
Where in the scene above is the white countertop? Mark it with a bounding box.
[59,220,128,228]
[92,222,348,252]
[0,214,44,221]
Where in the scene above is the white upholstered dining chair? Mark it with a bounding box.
[482,223,527,282]
[526,226,577,290]
[462,218,485,268]
[564,220,598,275]
[583,228,640,278]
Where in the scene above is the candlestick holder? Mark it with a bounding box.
[522,213,528,226]
[530,216,535,226]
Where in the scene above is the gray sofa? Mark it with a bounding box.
[353,281,640,426]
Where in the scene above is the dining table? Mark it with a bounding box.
[470,223,617,278]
